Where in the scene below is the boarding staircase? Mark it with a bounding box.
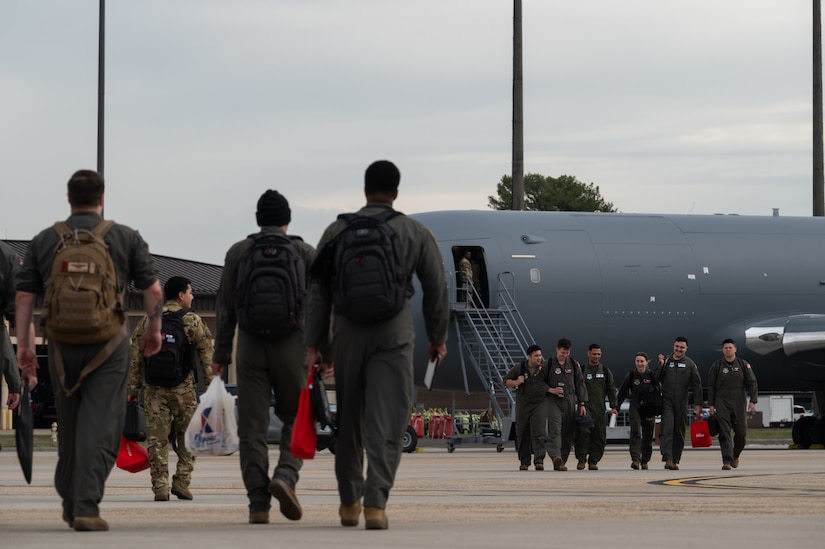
[450,272,535,433]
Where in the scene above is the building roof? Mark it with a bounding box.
[2,240,222,296]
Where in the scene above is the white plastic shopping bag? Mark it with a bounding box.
[185,377,240,456]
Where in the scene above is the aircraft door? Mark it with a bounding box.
[450,246,489,308]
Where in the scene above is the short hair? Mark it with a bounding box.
[364,160,400,196]
[588,343,601,351]
[164,276,192,301]
[722,338,736,346]
[67,170,104,207]
[675,336,688,345]
[526,344,542,356]
[556,338,572,350]
[635,351,649,361]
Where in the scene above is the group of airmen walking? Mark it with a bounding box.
[505,336,759,472]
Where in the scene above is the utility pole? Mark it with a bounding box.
[511,0,524,211]
[815,0,824,215]
[97,0,105,177]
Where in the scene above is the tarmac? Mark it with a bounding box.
[0,436,823,548]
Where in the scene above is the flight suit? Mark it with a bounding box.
[655,354,702,464]
[707,358,758,465]
[129,301,215,497]
[16,212,157,521]
[304,201,449,510]
[2,242,22,399]
[505,360,551,467]
[546,357,588,464]
[213,226,315,514]
[616,368,657,465]
[575,362,617,466]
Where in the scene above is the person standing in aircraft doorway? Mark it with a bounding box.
[458,250,473,307]
[574,343,618,471]
[504,344,550,471]
[707,339,758,471]
[546,338,588,471]
[656,336,703,471]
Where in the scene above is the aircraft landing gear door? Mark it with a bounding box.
[450,246,489,309]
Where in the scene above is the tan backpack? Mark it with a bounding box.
[44,220,127,395]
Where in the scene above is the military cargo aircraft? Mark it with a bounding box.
[408,210,825,448]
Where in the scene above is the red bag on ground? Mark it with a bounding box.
[290,369,317,460]
[116,435,150,472]
[690,420,712,448]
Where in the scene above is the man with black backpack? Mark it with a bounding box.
[304,160,449,530]
[211,190,315,525]
[15,169,163,531]
[128,276,214,501]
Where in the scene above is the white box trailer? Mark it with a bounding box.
[753,395,794,427]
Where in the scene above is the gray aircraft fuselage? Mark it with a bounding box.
[409,209,825,395]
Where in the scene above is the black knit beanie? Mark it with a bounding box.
[256,190,291,227]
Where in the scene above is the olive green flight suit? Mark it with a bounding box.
[708,358,758,465]
[655,354,702,464]
[574,362,617,466]
[546,358,588,464]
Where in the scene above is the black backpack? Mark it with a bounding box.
[144,309,192,387]
[638,373,663,419]
[234,233,305,340]
[331,210,406,324]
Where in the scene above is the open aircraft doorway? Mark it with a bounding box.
[450,246,489,309]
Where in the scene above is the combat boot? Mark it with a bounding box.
[73,516,109,531]
[588,463,598,470]
[171,484,193,500]
[631,461,640,470]
[665,460,676,470]
[364,507,388,530]
[269,475,302,520]
[248,511,269,524]
[577,461,586,470]
[339,502,362,527]
[732,458,740,468]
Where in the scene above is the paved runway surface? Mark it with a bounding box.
[1,441,823,548]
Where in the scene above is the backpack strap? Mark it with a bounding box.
[53,322,128,397]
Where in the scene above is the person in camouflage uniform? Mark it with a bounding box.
[129,276,214,501]
[574,343,618,471]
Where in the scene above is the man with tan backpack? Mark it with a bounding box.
[15,169,163,532]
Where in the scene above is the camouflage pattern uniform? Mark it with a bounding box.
[129,301,214,498]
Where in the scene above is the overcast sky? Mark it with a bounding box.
[0,1,818,265]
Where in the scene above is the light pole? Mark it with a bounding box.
[97,0,105,177]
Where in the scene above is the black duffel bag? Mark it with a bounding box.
[123,400,147,442]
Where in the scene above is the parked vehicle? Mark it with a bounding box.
[224,383,336,452]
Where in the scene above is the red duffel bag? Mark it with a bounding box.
[690,419,712,448]
[116,435,150,473]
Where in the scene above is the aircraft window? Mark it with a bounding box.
[530,268,540,283]
[703,267,709,274]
